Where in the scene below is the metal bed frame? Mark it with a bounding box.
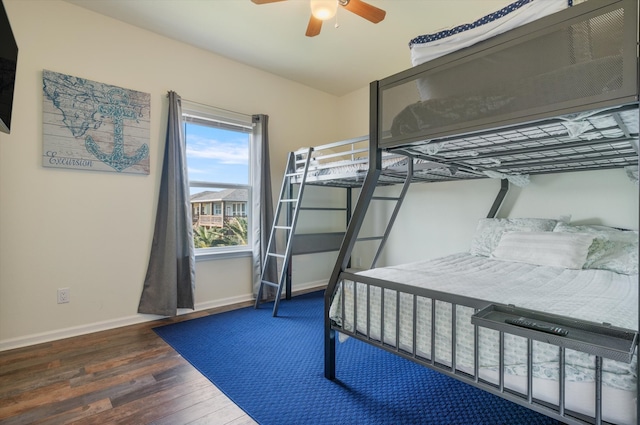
[323,1,640,424]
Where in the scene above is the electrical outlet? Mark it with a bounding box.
[57,288,70,304]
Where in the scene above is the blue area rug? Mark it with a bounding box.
[154,291,560,425]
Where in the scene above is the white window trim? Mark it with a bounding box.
[195,246,253,261]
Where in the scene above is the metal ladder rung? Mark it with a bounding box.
[268,253,286,259]
[261,280,280,288]
[285,172,303,177]
[299,207,347,211]
[372,196,401,201]
[274,225,292,230]
[279,199,297,203]
[356,236,384,242]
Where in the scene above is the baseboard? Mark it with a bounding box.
[0,281,328,352]
[0,293,252,352]
[0,314,161,352]
[177,294,255,316]
[289,280,328,295]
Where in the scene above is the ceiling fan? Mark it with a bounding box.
[251,0,386,37]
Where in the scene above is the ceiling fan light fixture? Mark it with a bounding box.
[310,0,337,21]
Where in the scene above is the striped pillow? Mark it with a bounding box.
[491,231,594,269]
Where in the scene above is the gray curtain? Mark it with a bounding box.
[252,114,277,299]
[138,91,195,316]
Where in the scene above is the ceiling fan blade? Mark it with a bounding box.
[305,15,322,37]
[342,0,386,23]
[251,0,286,4]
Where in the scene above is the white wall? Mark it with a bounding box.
[0,0,340,349]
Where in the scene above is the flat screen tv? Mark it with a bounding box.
[0,0,17,134]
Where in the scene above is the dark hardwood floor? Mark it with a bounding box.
[0,301,258,425]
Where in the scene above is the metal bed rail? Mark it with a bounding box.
[329,271,635,425]
[290,136,418,187]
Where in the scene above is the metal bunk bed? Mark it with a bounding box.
[324,0,639,424]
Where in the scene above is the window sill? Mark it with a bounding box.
[195,248,253,262]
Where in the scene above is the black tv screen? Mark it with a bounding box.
[0,0,17,134]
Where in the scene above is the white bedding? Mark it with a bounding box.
[409,0,571,67]
[409,0,572,101]
[330,252,638,424]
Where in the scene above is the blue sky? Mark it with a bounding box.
[184,122,249,191]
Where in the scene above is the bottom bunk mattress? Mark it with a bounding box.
[329,253,638,425]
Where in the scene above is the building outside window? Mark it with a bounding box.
[183,103,253,254]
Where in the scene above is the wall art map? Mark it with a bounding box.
[42,70,150,174]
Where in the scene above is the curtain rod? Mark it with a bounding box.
[173,94,253,120]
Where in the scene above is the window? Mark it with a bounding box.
[183,102,253,256]
[231,202,246,216]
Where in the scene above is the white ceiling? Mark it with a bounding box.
[63,0,513,97]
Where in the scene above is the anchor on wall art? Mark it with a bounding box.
[42,69,151,175]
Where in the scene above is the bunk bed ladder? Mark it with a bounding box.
[363,158,414,269]
[255,147,313,316]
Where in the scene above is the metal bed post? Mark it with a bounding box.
[325,81,383,379]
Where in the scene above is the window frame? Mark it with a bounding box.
[182,102,255,261]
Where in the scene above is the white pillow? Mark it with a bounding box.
[469,218,558,257]
[491,231,595,269]
[553,222,639,275]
